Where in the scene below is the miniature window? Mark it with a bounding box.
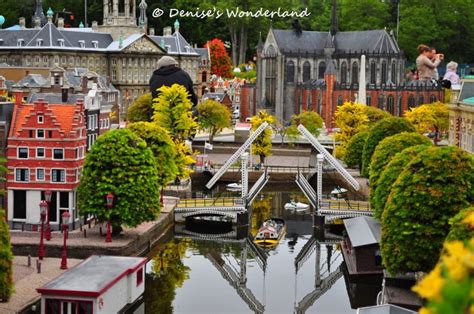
[36,168,45,181]
[36,148,45,158]
[51,169,65,183]
[58,39,64,47]
[18,147,28,159]
[37,129,45,138]
[36,39,43,47]
[37,115,44,124]
[15,168,29,182]
[92,40,98,48]
[17,39,24,47]
[78,40,85,48]
[53,149,64,160]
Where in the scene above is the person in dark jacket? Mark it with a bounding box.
[149,56,198,108]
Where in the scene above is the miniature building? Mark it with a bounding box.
[342,216,383,276]
[448,79,474,153]
[37,255,147,314]
[6,95,86,228]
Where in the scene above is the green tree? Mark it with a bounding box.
[127,93,153,122]
[127,122,178,186]
[77,129,160,232]
[153,84,198,179]
[369,132,432,196]
[364,106,391,125]
[339,0,390,31]
[381,146,474,274]
[445,208,474,242]
[0,209,13,302]
[334,102,370,158]
[361,117,415,177]
[404,102,449,144]
[250,110,275,164]
[372,144,430,219]
[197,99,232,143]
[343,130,368,169]
[287,110,323,140]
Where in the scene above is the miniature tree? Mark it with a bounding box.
[287,110,323,140]
[153,84,198,179]
[127,93,153,122]
[334,102,369,158]
[364,105,391,125]
[127,122,179,186]
[197,99,232,143]
[250,110,275,164]
[361,117,415,177]
[381,146,474,274]
[0,209,13,302]
[343,130,368,169]
[204,38,233,78]
[372,144,430,219]
[404,102,449,144]
[445,207,474,242]
[77,129,160,232]
[369,132,431,195]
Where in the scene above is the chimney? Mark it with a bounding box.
[163,26,172,36]
[13,90,23,107]
[34,17,41,29]
[92,21,98,31]
[19,17,26,29]
[61,87,69,103]
[149,28,155,36]
[57,17,64,29]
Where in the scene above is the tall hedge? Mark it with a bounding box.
[372,145,430,219]
[0,209,13,301]
[343,130,368,169]
[369,132,432,199]
[361,117,415,177]
[445,207,474,242]
[381,146,474,274]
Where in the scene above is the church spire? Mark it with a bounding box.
[138,0,148,28]
[330,0,338,36]
[33,0,47,27]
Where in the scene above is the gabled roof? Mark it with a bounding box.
[28,93,85,104]
[106,33,166,53]
[344,216,381,247]
[14,74,49,88]
[149,32,199,56]
[195,47,210,59]
[271,29,401,55]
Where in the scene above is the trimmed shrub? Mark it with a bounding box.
[445,207,474,242]
[343,130,369,169]
[372,144,430,219]
[0,209,13,301]
[369,132,432,196]
[381,146,474,274]
[361,117,415,177]
[364,106,391,125]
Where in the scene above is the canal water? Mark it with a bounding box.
[143,183,378,313]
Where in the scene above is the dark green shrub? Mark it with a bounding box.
[0,209,13,301]
[372,145,430,219]
[445,207,474,242]
[343,131,368,169]
[369,132,432,198]
[361,117,415,177]
[381,146,474,274]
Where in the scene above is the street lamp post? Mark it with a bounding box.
[60,211,71,270]
[105,193,114,243]
[44,190,52,240]
[38,201,48,260]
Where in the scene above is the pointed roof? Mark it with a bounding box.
[149,31,199,56]
[324,59,337,75]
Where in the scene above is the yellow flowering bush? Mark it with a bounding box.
[412,238,474,314]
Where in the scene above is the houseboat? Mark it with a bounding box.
[254,218,286,249]
[284,201,309,211]
[37,255,147,314]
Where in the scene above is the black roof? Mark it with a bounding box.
[272,29,401,55]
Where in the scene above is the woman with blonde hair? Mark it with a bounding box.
[416,44,443,81]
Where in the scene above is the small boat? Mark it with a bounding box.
[254,218,286,248]
[330,187,348,199]
[226,182,242,191]
[284,201,309,211]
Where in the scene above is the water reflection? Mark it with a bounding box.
[144,190,375,313]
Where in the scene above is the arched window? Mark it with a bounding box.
[370,61,376,84]
[318,61,326,79]
[381,61,387,84]
[286,60,295,83]
[397,96,403,116]
[391,61,397,83]
[337,95,344,106]
[303,61,311,82]
[418,95,424,106]
[408,95,416,109]
[340,62,347,84]
[430,94,437,103]
[351,62,358,84]
[387,95,395,115]
[367,95,372,106]
[378,94,385,109]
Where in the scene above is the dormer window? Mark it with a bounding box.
[0,39,4,46]
[92,40,98,49]
[78,40,85,48]
[58,39,65,47]
[36,39,43,47]
[165,45,171,51]
[17,39,24,47]
[185,46,190,52]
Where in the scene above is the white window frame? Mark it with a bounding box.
[36,168,45,181]
[51,168,66,183]
[17,147,28,159]
[52,148,64,160]
[36,147,45,158]
[36,129,45,138]
[37,115,44,124]
[15,168,29,182]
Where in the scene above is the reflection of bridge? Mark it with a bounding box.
[294,235,345,314]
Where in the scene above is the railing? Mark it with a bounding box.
[320,199,371,212]
[198,165,315,173]
[176,197,242,208]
